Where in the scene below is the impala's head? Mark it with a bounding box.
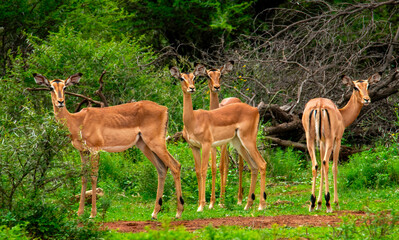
[200,61,234,92]
[170,64,206,94]
[33,73,82,108]
[342,73,381,106]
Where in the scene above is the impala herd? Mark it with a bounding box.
[33,63,380,219]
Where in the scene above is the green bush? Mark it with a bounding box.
[1,202,105,240]
[342,143,399,190]
[0,104,75,210]
[0,224,30,240]
[332,210,399,239]
[263,146,309,182]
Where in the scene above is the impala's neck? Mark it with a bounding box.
[339,90,364,128]
[182,91,196,129]
[50,92,71,125]
[53,105,71,125]
[51,95,84,136]
[209,91,219,110]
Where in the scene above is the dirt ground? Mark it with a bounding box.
[104,210,366,233]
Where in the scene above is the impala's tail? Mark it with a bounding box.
[308,107,331,147]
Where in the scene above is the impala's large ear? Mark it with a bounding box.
[170,66,181,79]
[341,75,353,87]
[194,64,206,77]
[368,72,381,85]
[220,61,234,75]
[65,73,82,87]
[33,73,50,87]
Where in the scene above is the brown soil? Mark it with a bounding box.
[104,210,366,233]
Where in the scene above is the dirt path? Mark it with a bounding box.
[104,210,366,233]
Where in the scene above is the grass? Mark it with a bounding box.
[99,183,399,222]
[65,141,399,239]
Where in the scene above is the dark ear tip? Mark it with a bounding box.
[377,72,383,76]
[340,74,346,79]
[228,60,234,65]
[33,73,37,77]
[78,73,83,77]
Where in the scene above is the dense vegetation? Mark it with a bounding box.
[1,0,399,239]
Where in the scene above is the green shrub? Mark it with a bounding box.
[332,210,399,239]
[0,224,30,240]
[342,144,399,190]
[0,104,75,210]
[263,146,309,182]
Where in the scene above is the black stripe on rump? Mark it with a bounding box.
[324,109,331,130]
[318,109,322,140]
[308,109,314,130]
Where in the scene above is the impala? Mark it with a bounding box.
[170,64,267,212]
[199,61,245,207]
[302,73,380,212]
[33,73,184,219]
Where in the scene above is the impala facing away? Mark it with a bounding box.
[33,73,184,219]
[170,64,267,212]
[302,73,380,212]
[199,61,245,207]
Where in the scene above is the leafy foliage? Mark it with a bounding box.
[0,0,131,72]
[118,0,256,53]
[263,146,309,182]
[342,143,399,190]
[0,104,74,210]
[0,224,30,240]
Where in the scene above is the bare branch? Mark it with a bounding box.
[95,70,109,107]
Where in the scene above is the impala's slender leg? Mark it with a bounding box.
[237,154,244,205]
[219,144,228,207]
[239,137,267,210]
[322,139,333,213]
[317,142,325,210]
[150,145,184,218]
[90,153,100,218]
[209,147,217,209]
[164,150,185,218]
[136,138,167,219]
[78,151,90,216]
[306,132,318,212]
[332,138,341,210]
[239,147,258,211]
[190,146,203,212]
[231,138,258,211]
[199,143,211,212]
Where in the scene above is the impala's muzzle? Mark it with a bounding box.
[188,86,196,93]
[363,98,370,105]
[213,85,221,92]
[57,100,65,108]
[56,96,65,107]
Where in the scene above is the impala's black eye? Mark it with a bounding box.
[50,86,55,91]
[354,86,359,91]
